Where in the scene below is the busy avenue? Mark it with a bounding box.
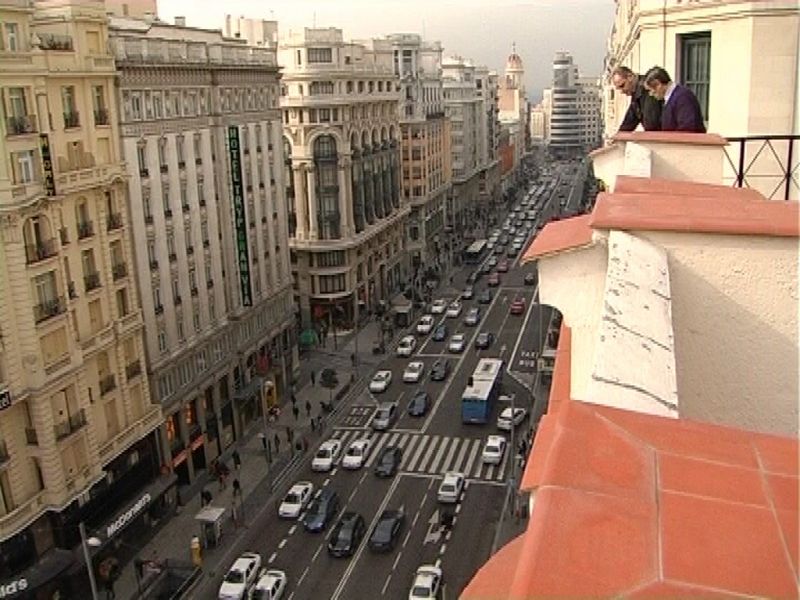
[205,160,586,599]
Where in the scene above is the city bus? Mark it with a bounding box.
[462,358,504,424]
[464,239,488,265]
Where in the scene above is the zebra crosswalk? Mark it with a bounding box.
[330,428,510,483]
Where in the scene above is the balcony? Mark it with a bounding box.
[178,160,185,169]
[63,111,80,129]
[112,262,127,281]
[0,440,8,465]
[25,238,58,264]
[77,220,94,240]
[174,295,182,305]
[140,167,149,178]
[99,374,116,396]
[182,203,190,214]
[144,214,154,224]
[186,245,194,255]
[206,279,214,289]
[169,253,177,262]
[154,304,164,315]
[160,164,168,173]
[199,198,206,207]
[93,108,109,126]
[84,271,101,292]
[67,281,77,299]
[149,259,158,271]
[125,360,142,381]
[6,115,36,136]
[59,227,69,245]
[54,409,87,441]
[25,428,38,446]
[107,212,123,231]
[164,209,173,219]
[195,157,202,166]
[190,287,198,297]
[33,296,65,324]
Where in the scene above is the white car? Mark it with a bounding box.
[430,299,448,314]
[482,435,507,465]
[448,334,466,353]
[408,564,443,600]
[342,438,371,469]
[396,335,417,357]
[403,361,425,383]
[437,471,465,504]
[251,569,287,600]
[462,286,474,300]
[369,370,393,393]
[311,439,342,472]
[497,406,528,431]
[445,300,462,318]
[416,315,435,335]
[278,481,314,519]
[218,552,261,600]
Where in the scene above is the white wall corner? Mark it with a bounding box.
[584,229,679,418]
[622,142,653,180]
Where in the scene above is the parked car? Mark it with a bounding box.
[278,482,314,519]
[311,439,342,472]
[396,335,417,357]
[408,565,442,600]
[431,324,448,342]
[437,472,465,504]
[250,569,287,600]
[407,390,431,417]
[302,488,340,533]
[487,273,500,287]
[448,334,466,353]
[464,307,481,326]
[342,438,371,469]
[497,407,528,431]
[510,297,526,315]
[416,315,435,335]
[482,435,507,465]
[403,361,425,383]
[374,446,403,477]
[219,552,262,600]
[430,359,450,381]
[475,332,494,349]
[368,509,405,552]
[371,403,398,431]
[478,289,493,304]
[430,299,448,314]
[445,300,462,318]
[369,370,393,393]
[328,512,366,558]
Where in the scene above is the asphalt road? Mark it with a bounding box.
[195,161,584,599]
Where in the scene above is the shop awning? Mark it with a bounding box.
[233,376,263,402]
[0,548,75,599]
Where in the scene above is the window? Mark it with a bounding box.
[5,23,19,51]
[153,286,161,308]
[131,93,142,120]
[315,251,345,267]
[193,310,201,332]
[177,320,185,341]
[158,330,167,353]
[172,277,180,298]
[137,144,147,174]
[205,261,212,282]
[153,92,163,119]
[147,240,156,263]
[189,268,196,290]
[307,47,332,63]
[318,274,346,293]
[166,233,175,255]
[14,150,35,184]
[8,87,27,117]
[319,108,331,123]
[310,81,335,95]
[679,32,711,122]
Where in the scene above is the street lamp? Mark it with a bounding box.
[80,522,101,600]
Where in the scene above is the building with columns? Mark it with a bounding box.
[110,15,297,487]
[279,28,407,329]
[0,1,163,596]
[384,33,452,271]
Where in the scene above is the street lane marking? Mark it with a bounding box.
[406,433,429,471]
[507,283,539,385]
[427,437,450,474]
[268,552,276,564]
[297,565,309,586]
[365,433,391,468]
[399,435,420,469]
[449,438,470,474]
[416,435,441,472]
[497,445,511,482]
[278,538,287,549]
[463,439,482,476]
[439,438,461,473]
[288,524,297,535]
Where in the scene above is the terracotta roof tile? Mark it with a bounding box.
[521,214,593,262]
[614,175,766,202]
[612,131,729,146]
[628,580,747,598]
[753,434,800,476]
[659,453,769,506]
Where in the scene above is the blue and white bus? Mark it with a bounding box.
[462,358,504,424]
[464,239,488,265]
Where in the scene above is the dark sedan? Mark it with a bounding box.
[430,359,450,381]
[368,509,405,553]
[303,489,340,533]
[374,446,403,477]
[328,512,365,558]
[475,332,495,350]
[408,390,431,417]
[432,324,448,342]
[477,289,493,304]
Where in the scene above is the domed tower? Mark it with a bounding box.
[505,42,524,91]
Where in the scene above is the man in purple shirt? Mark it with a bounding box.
[643,66,706,133]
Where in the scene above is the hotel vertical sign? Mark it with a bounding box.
[39,134,57,196]
[227,125,252,307]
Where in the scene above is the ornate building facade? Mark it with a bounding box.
[280,28,408,328]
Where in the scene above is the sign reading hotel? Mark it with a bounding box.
[227,125,252,307]
[39,134,56,196]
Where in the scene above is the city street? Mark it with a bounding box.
[189,162,585,599]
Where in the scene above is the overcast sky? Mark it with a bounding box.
[156,0,615,102]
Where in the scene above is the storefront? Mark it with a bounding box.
[0,546,75,600]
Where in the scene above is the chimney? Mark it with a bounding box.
[174,16,186,27]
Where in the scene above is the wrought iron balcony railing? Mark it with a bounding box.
[6,115,36,135]
[724,134,799,201]
[84,271,101,292]
[63,111,80,129]
[25,238,58,264]
[77,220,94,240]
[54,408,87,440]
[107,212,123,231]
[112,262,127,281]
[33,296,65,324]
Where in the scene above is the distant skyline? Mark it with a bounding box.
[154,0,614,102]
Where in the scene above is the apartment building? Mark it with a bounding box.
[603,0,799,199]
[549,51,582,154]
[498,47,530,192]
[280,28,408,328]
[0,1,162,596]
[386,33,452,270]
[109,15,297,486]
[476,67,502,208]
[576,76,602,150]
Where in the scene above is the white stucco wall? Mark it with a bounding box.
[643,230,799,436]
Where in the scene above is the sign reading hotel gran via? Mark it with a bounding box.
[227,125,252,307]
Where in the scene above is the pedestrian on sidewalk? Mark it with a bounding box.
[232,478,242,499]
[310,417,316,432]
[274,433,280,453]
[292,404,299,421]
[305,400,311,417]
[218,462,229,491]
[310,370,316,386]
[231,499,241,529]
[232,449,241,471]
[200,487,211,507]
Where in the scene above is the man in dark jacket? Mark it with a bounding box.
[611,66,663,132]
[643,66,706,133]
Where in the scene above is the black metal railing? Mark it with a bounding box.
[25,238,58,264]
[723,135,798,201]
[63,111,80,129]
[94,108,109,126]
[107,212,123,231]
[59,227,69,245]
[84,271,101,292]
[126,360,142,381]
[112,262,128,281]
[99,375,116,396]
[68,281,77,299]
[54,409,87,440]
[25,428,38,446]
[6,115,36,135]
[77,220,94,240]
[33,296,65,323]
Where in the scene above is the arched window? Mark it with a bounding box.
[313,135,337,161]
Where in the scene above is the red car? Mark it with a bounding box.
[510,297,526,315]
[497,259,509,273]
[487,272,500,287]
